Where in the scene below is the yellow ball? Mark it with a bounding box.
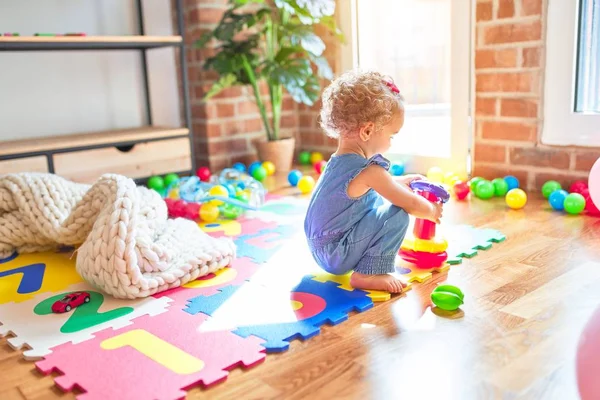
[443,171,458,185]
[505,188,527,209]
[262,161,276,176]
[310,152,323,165]
[427,167,444,183]
[167,188,179,199]
[298,176,316,194]
[199,203,220,222]
[208,185,229,206]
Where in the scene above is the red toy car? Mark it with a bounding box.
[51,291,91,313]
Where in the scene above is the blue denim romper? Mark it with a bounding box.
[304,153,409,275]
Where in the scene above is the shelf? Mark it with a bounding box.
[0,126,190,157]
[0,35,183,51]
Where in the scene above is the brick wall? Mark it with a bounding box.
[473,0,600,190]
[175,0,300,171]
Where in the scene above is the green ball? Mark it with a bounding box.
[492,178,509,196]
[163,173,179,187]
[220,204,243,219]
[564,193,586,214]
[542,180,562,198]
[431,285,464,311]
[298,151,311,165]
[235,192,250,203]
[147,176,165,191]
[469,176,484,191]
[475,180,495,199]
[251,166,267,182]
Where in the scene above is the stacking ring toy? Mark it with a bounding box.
[410,180,450,203]
[399,249,448,269]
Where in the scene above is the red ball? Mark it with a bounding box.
[453,180,470,200]
[584,193,600,216]
[184,202,201,220]
[196,166,211,182]
[570,180,588,194]
[314,160,327,174]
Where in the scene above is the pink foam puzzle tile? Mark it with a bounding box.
[35,308,266,400]
[0,282,172,360]
[153,257,260,307]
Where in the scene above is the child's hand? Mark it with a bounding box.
[394,174,426,186]
[428,202,443,224]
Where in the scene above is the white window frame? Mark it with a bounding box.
[542,0,600,147]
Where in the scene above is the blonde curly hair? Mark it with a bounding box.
[319,70,405,139]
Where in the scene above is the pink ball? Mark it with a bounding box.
[570,180,588,194]
[577,305,600,399]
[453,180,470,200]
[314,160,327,174]
[589,158,600,213]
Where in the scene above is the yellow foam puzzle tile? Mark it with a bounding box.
[0,251,83,304]
[311,272,412,302]
[395,259,450,283]
[401,234,449,253]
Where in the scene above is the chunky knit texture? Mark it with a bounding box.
[0,173,236,299]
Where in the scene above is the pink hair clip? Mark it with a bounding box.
[384,80,400,95]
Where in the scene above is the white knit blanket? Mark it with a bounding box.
[0,173,236,299]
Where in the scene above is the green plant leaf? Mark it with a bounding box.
[284,72,320,106]
[311,55,333,80]
[274,45,304,63]
[296,0,335,18]
[204,73,238,100]
[299,32,325,56]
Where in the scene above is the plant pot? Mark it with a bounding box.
[255,137,296,172]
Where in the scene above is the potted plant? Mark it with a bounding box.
[196,0,342,171]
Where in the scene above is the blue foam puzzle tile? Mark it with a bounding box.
[233,224,300,264]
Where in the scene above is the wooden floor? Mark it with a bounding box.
[2,171,600,400]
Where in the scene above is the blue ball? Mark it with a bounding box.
[389,162,405,176]
[288,170,303,187]
[504,175,519,190]
[232,162,246,173]
[549,189,568,211]
[248,161,261,175]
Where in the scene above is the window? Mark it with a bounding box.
[542,0,600,146]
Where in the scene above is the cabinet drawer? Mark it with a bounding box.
[54,138,192,183]
[0,156,49,174]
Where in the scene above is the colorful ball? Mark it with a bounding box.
[585,192,600,216]
[298,151,311,165]
[232,162,246,173]
[221,204,243,219]
[196,166,211,182]
[504,175,519,190]
[589,157,600,214]
[288,170,302,186]
[542,180,562,199]
[492,178,509,197]
[262,161,276,176]
[235,191,250,203]
[199,203,220,222]
[431,285,464,311]
[453,181,470,200]
[163,173,179,188]
[427,167,444,183]
[469,177,484,191]
[298,176,316,194]
[475,180,495,199]
[315,160,327,174]
[505,188,527,209]
[549,189,569,211]
[569,180,588,194]
[208,185,229,206]
[248,161,262,175]
[443,172,458,185]
[310,152,324,165]
[147,176,165,191]
[389,162,404,176]
[564,193,586,215]
[252,166,267,182]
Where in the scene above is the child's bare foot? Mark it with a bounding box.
[350,272,406,293]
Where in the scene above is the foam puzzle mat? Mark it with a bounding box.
[0,195,506,399]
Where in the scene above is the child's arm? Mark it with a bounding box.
[354,165,442,223]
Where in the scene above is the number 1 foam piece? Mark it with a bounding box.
[0,281,172,360]
[185,277,373,353]
[35,308,266,400]
[0,251,84,304]
[152,257,260,307]
[441,224,506,265]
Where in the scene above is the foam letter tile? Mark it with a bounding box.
[442,225,506,265]
[185,277,373,353]
[394,259,450,284]
[0,251,83,304]
[35,308,266,400]
[153,257,260,307]
[0,281,172,360]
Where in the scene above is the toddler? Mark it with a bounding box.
[304,70,443,294]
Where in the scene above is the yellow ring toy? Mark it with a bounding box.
[401,235,448,253]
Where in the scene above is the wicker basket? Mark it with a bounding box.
[255,137,296,172]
